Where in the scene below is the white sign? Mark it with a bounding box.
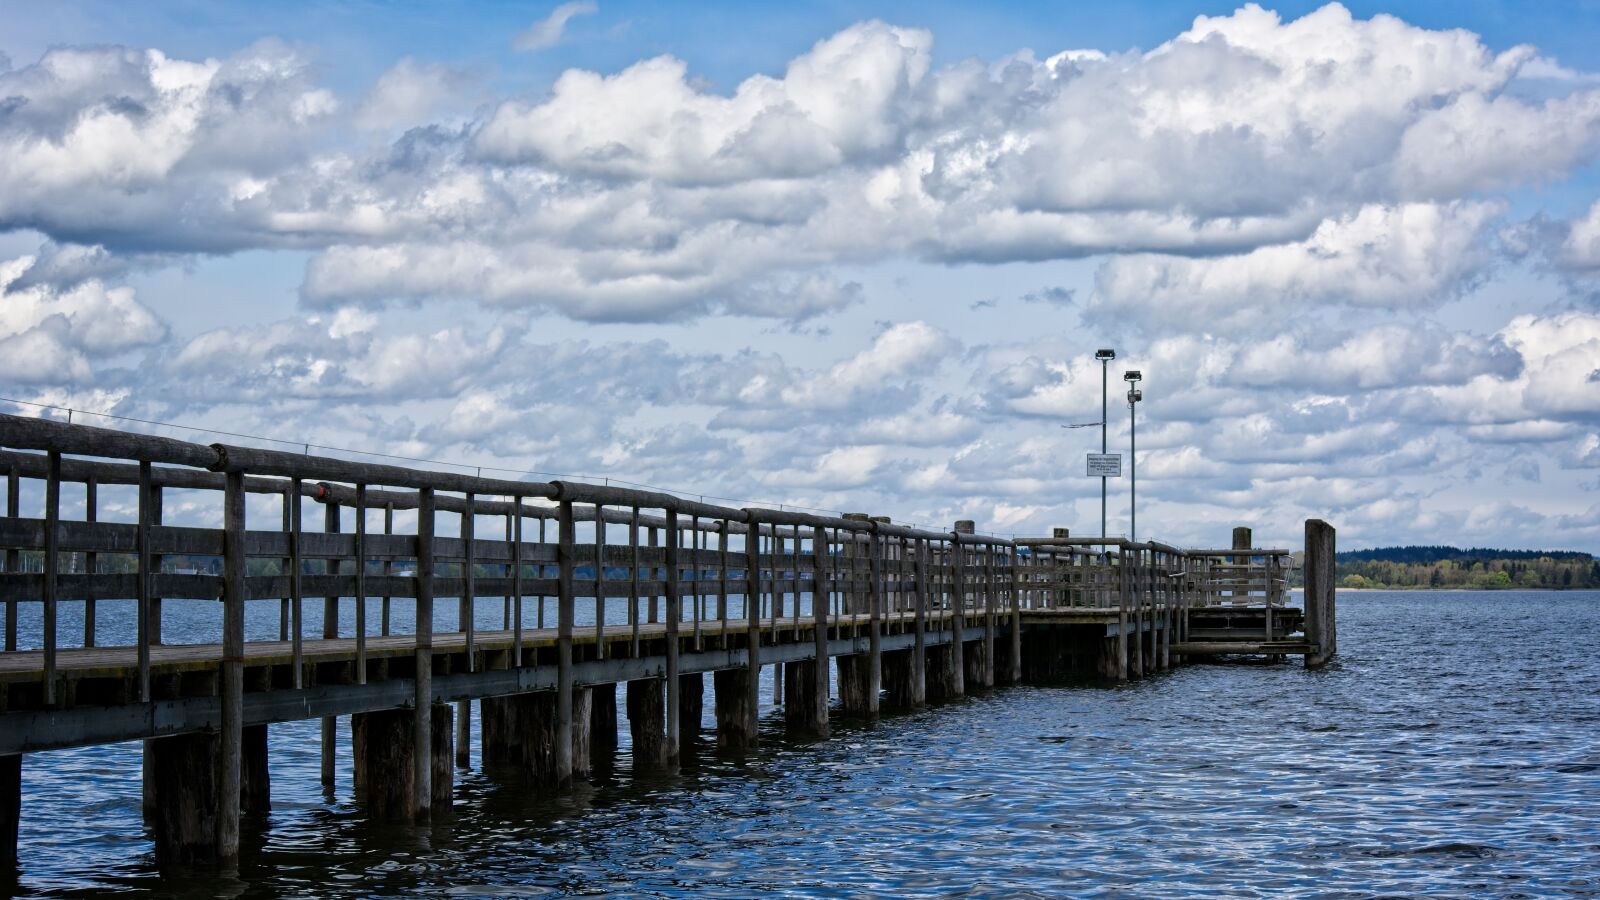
[1087,453,1122,477]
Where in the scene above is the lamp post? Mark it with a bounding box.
[1124,370,1142,543]
[1095,349,1115,538]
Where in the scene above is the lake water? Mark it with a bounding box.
[10,590,1600,897]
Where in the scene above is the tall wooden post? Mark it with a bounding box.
[1304,519,1337,669]
[663,509,683,763]
[865,528,882,715]
[413,488,435,819]
[1114,548,1129,681]
[83,476,97,647]
[910,538,927,707]
[321,500,340,787]
[4,463,16,652]
[810,526,831,737]
[556,501,576,783]
[219,470,245,862]
[738,518,763,747]
[948,536,966,697]
[43,451,59,705]
[457,494,475,769]
[982,542,996,688]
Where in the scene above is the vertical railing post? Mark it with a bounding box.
[982,541,996,688]
[629,506,640,656]
[320,498,340,787]
[948,536,965,697]
[135,462,152,701]
[594,503,606,659]
[218,469,245,861]
[83,475,97,647]
[556,500,576,784]
[742,516,762,737]
[810,525,831,738]
[355,484,368,685]
[382,502,394,636]
[910,538,927,707]
[289,479,304,688]
[43,451,60,705]
[4,463,16,652]
[279,487,292,644]
[512,501,524,664]
[663,509,682,764]
[1009,545,1023,683]
[1115,548,1129,681]
[414,487,435,819]
[866,527,882,716]
[458,492,475,768]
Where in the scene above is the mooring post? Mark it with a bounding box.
[1304,519,1337,669]
[413,488,435,819]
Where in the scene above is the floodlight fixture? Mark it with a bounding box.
[1095,348,1116,360]
[1124,370,1142,383]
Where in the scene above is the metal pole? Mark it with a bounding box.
[1130,394,1137,544]
[1101,358,1108,539]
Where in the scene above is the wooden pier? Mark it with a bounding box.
[0,413,1336,872]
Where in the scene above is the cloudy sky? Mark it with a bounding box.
[2,0,1599,551]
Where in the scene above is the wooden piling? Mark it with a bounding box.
[2,753,17,877]
[241,724,270,815]
[352,708,413,819]
[626,679,667,769]
[714,668,757,750]
[1304,519,1337,669]
[591,683,619,765]
[148,732,221,866]
[571,687,593,780]
[679,673,704,752]
[783,659,824,736]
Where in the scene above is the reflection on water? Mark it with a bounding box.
[13,591,1600,897]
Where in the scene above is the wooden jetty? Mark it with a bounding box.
[0,413,1336,872]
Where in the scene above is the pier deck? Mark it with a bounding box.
[0,413,1336,871]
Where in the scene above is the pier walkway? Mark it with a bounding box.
[0,413,1336,870]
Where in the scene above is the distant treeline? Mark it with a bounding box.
[1317,546,1600,590]
[1338,545,1593,564]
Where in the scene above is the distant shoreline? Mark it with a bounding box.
[1330,587,1600,592]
